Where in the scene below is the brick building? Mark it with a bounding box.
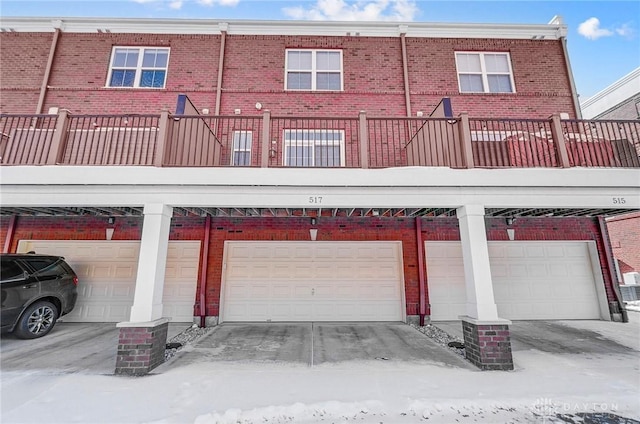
[1,16,639,374]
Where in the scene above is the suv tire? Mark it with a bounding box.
[14,301,59,339]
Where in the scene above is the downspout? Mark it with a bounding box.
[35,24,62,115]
[559,36,582,118]
[3,215,17,254]
[416,217,428,326]
[198,216,211,327]
[598,216,628,322]
[214,23,228,115]
[399,26,412,117]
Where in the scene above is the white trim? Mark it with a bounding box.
[0,17,567,40]
[285,49,343,91]
[106,46,170,89]
[455,51,516,94]
[586,242,613,321]
[580,67,640,119]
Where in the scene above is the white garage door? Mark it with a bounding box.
[222,241,405,322]
[17,240,200,323]
[426,241,604,321]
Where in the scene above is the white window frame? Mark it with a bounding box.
[231,131,252,166]
[283,129,346,167]
[455,52,515,94]
[106,46,170,89]
[285,49,343,91]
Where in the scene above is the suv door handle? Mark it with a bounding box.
[22,284,37,289]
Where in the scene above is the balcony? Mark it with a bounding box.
[1,111,638,169]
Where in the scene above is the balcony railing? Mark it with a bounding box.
[1,111,638,169]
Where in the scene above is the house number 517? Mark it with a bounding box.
[309,196,323,204]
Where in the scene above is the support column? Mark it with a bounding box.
[115,203,172,376]
[457,204,513,370]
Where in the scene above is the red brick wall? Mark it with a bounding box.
[0,215,614,317]
[606,212,640,274]
[0,33,53,113]
[407,38,575,118]
[0,31,575,118]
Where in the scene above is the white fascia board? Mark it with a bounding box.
[1,167,638,210]
[580,67,640,118]
[1,166,637,188]
[0,17,566,40]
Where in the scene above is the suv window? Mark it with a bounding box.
[25,258,63,278]
[0,258,25,281]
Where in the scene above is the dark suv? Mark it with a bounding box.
[1,254,78,339]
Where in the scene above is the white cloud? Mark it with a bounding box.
[197,0,240,6]
[578,17,613,40]
[283,0,418,21]
[578,17,635,41]
[131,0,239,9]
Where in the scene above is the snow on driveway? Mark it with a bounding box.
[1,315,639,424]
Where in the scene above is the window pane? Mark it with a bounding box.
[140,70,165,87]
[487,74,513,93]
[110,69,136,87]
[287,72,312,89]
[484,54,510,73]
[233,132,252,149]
[142,50,158,67]
[233,151,251,166]
[286,146,312,167]
[287,51,312,70]
[316,51,340,70]
[315,145,340,167]
[1,259,24,281]
[112,49,129,67]
[459,74,483,92]
[456,53,481,72]
[316,73,341,90]
[124,50,139,67]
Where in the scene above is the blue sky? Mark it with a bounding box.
[1,0,638,100]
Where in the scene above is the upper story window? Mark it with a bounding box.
[285,50,342,91]
[284,129,345,167]
[107,47,170,88]
[455,52,515,93]
[231,131,252,166]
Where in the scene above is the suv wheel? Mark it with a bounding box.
[14,301,59,339]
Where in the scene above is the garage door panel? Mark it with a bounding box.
[427,241,601,321]
[18,240,199,323]
[222,241,404,322]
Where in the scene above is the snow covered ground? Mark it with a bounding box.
[2,314,639,424]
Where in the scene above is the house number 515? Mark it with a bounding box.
[612,197,626,204]
[309,196,323,204]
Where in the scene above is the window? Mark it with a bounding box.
[107,47,170,88]
[455,52,515,93]
[286,50,342,91]
[231,131,252,166]
[284,129,345,167]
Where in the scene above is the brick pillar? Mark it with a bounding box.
[115,318,169,376]
[462,318,513,371]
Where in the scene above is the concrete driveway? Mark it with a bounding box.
[434,313,640,360]
[0,322,190,374]
[159,322,475,370]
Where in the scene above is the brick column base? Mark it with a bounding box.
[115,318,169,376]
[461,317,513,371]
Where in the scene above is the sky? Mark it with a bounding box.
[1,0,639,100]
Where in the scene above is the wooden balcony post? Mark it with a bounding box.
[550,113,570,168]
[261,110,271,168]
[154,111,171,167]
[359,111,369,169]
[47,109,70,165]
[458,112,474,169]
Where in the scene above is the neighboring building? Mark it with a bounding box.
[580,67,640,120]
[1,16,638,374]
